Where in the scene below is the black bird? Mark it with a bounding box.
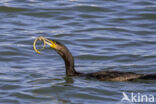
[33,36,156,81]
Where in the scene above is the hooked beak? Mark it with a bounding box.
[41,37,56,49]
[33,36,56,54]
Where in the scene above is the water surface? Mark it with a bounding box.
[0,0,156,104]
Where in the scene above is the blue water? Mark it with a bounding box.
[0,0,156,104]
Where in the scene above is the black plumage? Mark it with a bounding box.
[34,37,156,81]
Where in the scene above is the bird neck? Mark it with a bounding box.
[57,46,78,76]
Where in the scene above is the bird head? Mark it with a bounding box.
[33,36,70,57]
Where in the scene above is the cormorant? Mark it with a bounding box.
[33,36,156,81]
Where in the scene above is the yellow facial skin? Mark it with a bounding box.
[48,40,57,49]
[33,36,56,54]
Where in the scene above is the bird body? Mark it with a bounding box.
[33,36,156,81]
[84,71,142,81]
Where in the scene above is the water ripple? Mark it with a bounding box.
[0,0,156,104]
